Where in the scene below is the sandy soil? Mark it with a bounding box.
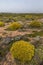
[0,24,33,37]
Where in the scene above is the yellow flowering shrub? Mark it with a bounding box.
[7,22,22,30]
[30,21,42,28]
[0,22,5,27]
[10,40,35,63]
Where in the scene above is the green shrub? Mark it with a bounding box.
[35,31,43,36]
[30,21,42,28]
[32,31,43,37]
[10,40,35,63]
[0,22,5,27]
[7,22,22,30]
[36,44,43,61]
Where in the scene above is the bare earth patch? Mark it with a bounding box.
[0,24,32,37]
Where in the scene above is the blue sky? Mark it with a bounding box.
[0,0,43,13]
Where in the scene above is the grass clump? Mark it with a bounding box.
[7,22,22,31]
[29,21,42,28]
[0,22,5,27]
[10,40,35,64]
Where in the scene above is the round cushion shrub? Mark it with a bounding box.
[7,22,22,30]
[10,40,35,63]
[0,22,5,27]
[30,21,42,28]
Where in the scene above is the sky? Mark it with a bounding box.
[0,0,43,13]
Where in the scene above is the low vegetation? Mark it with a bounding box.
[25,31,43,37]
[29,21,42,28]
[0,21,5,27]
[36,44,43,62]
[0,13,43,65]
[7,22,22,30]
[10,40,35,64]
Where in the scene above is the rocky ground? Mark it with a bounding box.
[0,18,43,65]
[0,52,16,65]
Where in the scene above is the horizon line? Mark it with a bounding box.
[0,12,43,14]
